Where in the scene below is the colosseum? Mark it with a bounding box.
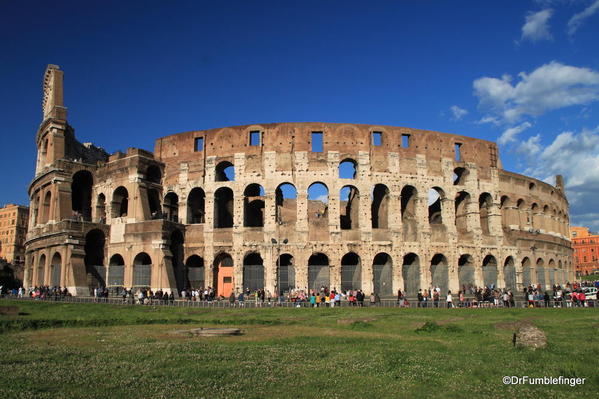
[23,65,574,297]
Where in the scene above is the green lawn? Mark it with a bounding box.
[0,300,597,399]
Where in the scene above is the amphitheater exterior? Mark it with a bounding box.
[23,65,574,297]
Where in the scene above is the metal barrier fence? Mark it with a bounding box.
[2,295,596,309]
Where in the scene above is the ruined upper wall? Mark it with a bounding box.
[155,122,500,167]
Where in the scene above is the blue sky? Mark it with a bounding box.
[1,0,599,228]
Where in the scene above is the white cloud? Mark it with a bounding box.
[521,9,554,42]
[474,61,599,124]
[498,122,532,145]
[449,105,468,121]
[517,126,599,229]
[568,0,599,35]
[516,134,542,154]
[476,116,500,125]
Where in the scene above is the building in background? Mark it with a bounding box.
[0,203,29,283]
[570,226,599,276]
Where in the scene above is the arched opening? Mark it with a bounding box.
[277,254,295,294]
[133,253,152,288]
[146,165,161,184]
[428,188,444,224]
[479,193,493,235]
[341,252,361,291]
[340,185,359,230]
[42,191,52,223]
[214,187,234,228]
[531,203,540,231]
[455,191,471,234]
[108,254,125,291]
[430,254,448,293]
[338,159,357,179]
[522,257,532,287]
[458,254,475,290]
[32,195,40,225]
[482,255,498,288]
[84,229,106,291]
[111,187,129,218]
[215,161,235,182]
[186,255,205,290]
[50,252,61,287]
[213,252,233,297]
[243,184,265,227]
[499,196,512,229]
[548,259,556,287]
[187,188,205,224]
[148,188,162,219]
[373,253,393,296]
[308,253,329,291]
[243,252,264,292]
[453,167,468,185]
[371,184,389,229]
[71,170,93,221]
[402,253,420,296]
[96,193,106,223]
[38,254,46,285]
[275,183,297,224]
[536,258,546,288]
[517,199,527,229]
[170,230,185,293]
[163,192,179,223]
[307,183,328,221]
[503,256,516,290]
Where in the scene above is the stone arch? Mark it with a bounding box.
[145,165,161,184]
[84,229,106,290]
[503,256,516,290]
[213,252,234,297]
[340,252,361,291]
[38,254,46,285]
[108,254,125,289]
[340,185,360,230]
[482,254,498,288]
[147,188,161,218]
[215,161,235,182]
[338,158,357,179]
[531,203,540,231]
[453,167,468,185]
[275,183,297,224]
[548,259,556,287]
[371,184,390,229]
[50,252,62,287]
[95,193,106,222]
[71,170,93,221]
[308,252,329,291]
[163,192,179,222]
[479,193,493,235]
[277,253,295,294]
[499,195,513,229]
[373,252,393,296]
[243,252,264,292]
[132,252,152,288]
[517,199,527,229]
[187,187,205,224]
[243,184,265,227]
[428,187,445,224]
[536,258,546,288]
[42,191,52,223]
[307,183,328,236]
[402,253,420,296]
[170,229,185,293]
[111,186,129,218]
[430,253,448,294]
[214,187,234,228]
[521,257,532,287]
[455,191,471,234]
[185,255,205,290]
[458,254,475,290]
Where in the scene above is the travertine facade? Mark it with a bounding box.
[0,204,29,271]
[24,65,574,297]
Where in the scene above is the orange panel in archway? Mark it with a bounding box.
[216,266,233,298]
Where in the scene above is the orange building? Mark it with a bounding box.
[570,226,599,276]
[0,204,29,281]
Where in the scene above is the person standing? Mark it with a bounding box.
[446,291,453,308]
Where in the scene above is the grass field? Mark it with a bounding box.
[0,300,597,399]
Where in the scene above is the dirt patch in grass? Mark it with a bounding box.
[337,317,377,325]
[437,317,465,325]
[0,306,19,316]
[494,318,537,330]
